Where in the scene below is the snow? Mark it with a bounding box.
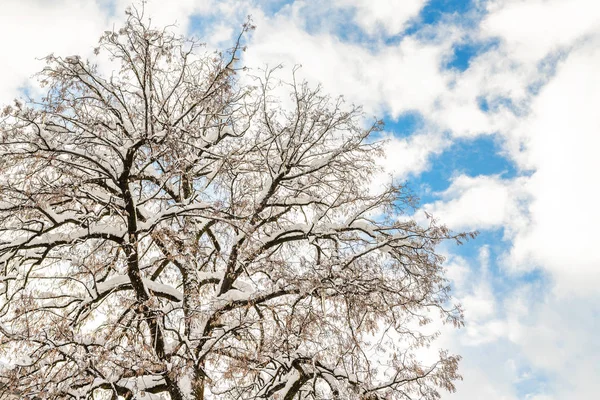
[178,375,193,398]
[307,155,332,170]
[40,205,78,224]
[287,194,320,205]
[256,177,273,203]
[95,275,183,302]
[95,275,130,294]
[278,369,300,399]
[0,274,16,282]
[21,223,126,248]
[227,230,245,248]
[196,271,225,281]
[221,126,233,136]
[137,202,210,232]
[138,392,164,400]
[321,371,340,391]
[349,220,376,235]
[14,354,33,366]
[261,223,310,244]
[117,374,166,393]
[204,129,219,143]
[259,220,378,245]
[232,279,254,294]
[331,367,358,383]
[143,162,163,179]
[145,279,184,302]
[217,288,252,303]
[73,334,106,346]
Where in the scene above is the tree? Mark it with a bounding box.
[0,9,469,400]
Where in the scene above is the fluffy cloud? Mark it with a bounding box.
[0,0,220,105]
[417,0,600,296]
[507,37,600,295]
[0,0,109,104]
[483,0,600,63]
[242,1,600,398]
[422,174,527,232]
[445,274,600,399]
[241,5,460,186]
[498,285,600,398]
[111,0,215,31]
[243,4,455,117]
[439,251,521,399]
[334,0,426,35]
[424,24,600,383]
[440,250,599,399]
[376,131,448,181]
[425,0,600,138]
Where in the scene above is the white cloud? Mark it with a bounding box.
[431,47,530,137]
[507,38,600,295]
[427,0,600,138]
[242,1,600,398]
[244,8,454,117]
[334,0,426,35]
[440,253,520,399]
[441,252,600,399]
[461,247,495,320]
[0,0,110,104]
[206,23,235,46]
[422,174,527,232]
[243,7,459,186]
[483,0,600,63]
[500,287,600,398]
[411,0,600,298]
[449,364,519,400]
[376,131,448,181]
[112,0,215,31]
[444,248,508,346]
[419,25,600,390]
[0,0,219,105]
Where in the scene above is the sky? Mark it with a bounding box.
[1,0,599,398]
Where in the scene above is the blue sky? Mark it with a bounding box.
[1,0,599,399]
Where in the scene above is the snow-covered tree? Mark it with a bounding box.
[0,9,470,400]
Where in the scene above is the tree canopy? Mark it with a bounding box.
[0,9,469,400]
